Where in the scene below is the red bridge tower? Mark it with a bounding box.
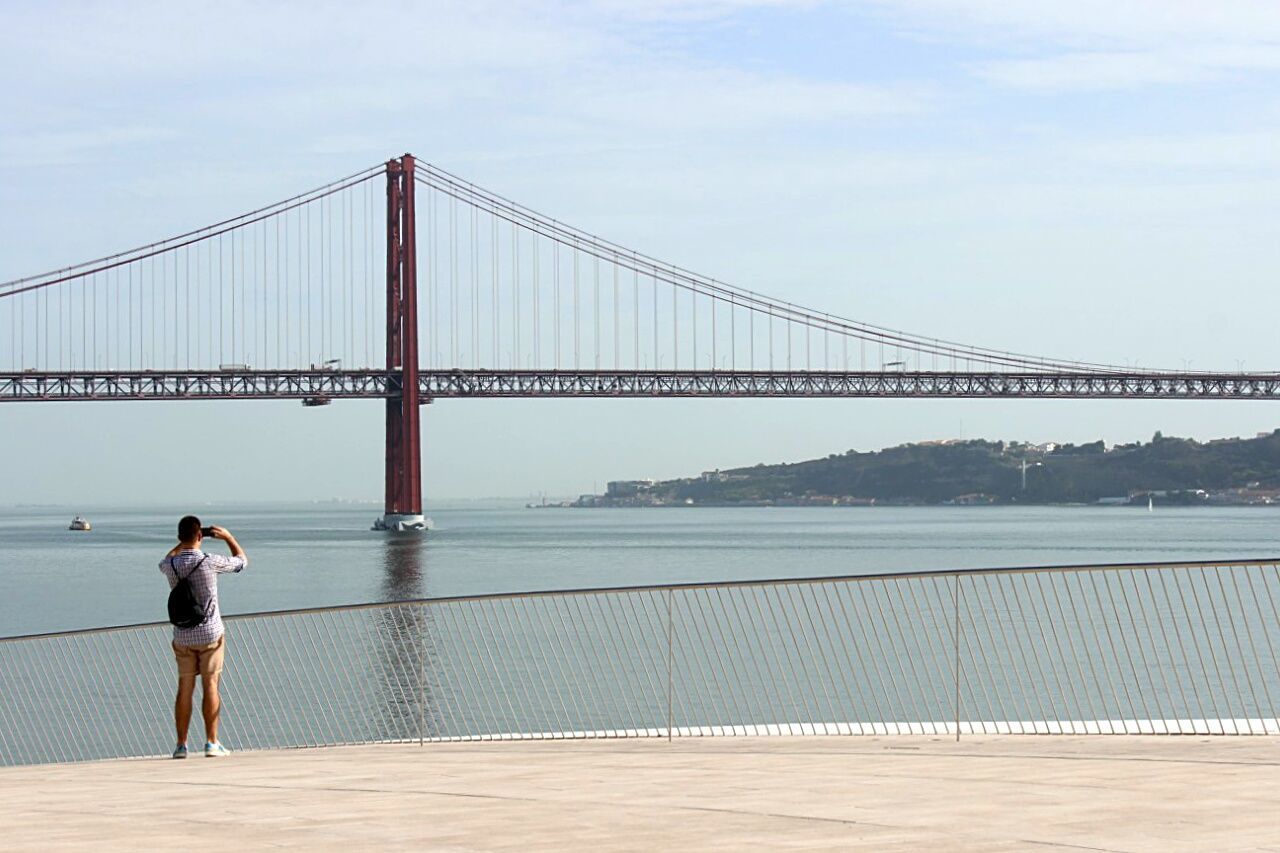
[374,154,426,532]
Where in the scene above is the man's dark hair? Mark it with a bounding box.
[178,515,202,542]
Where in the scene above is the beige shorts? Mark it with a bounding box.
[172,635,225,680]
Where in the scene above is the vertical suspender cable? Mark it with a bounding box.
[235,229,242,363]
[135,260,142,369]
[823,314,829,371]
[335,192,340,361]
[166,256,173,369]
[691,280,697,371]
[278,214,284,367]
[613,263,619,370]
[730,294,736,372]
[593,256,599,371]
[152,251,157,363]
[305,202,311,364]
[147,257,153,369]
[218,233,224,366]
[321,194,328,363]
[671,277,677,370]
[778,311,788,366]
[711,285,716,372]
[80,270,87,370]
[450,194,457,368]
[262,217,268,368]
[328,194,334,362]
[292,204,298,366]
[59,274,66,371]
[506,225,512,366]
[491,213,498,368]
[806,316,811,371]
[293,204,300,366]
[366,179,373,368]
[651,269,657,370]
[472,204,479,369]
[433,191,441,370]
[346,188,352,366]
[553,243,560,370]
[127,264,133,371]
[335,190,340,363]
[237,218,246,366]
[573,247,580,370]
[427,189,436,370]
[532,230,539,367]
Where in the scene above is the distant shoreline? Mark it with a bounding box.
[560,430,1280,510]
[529,501,1280,509]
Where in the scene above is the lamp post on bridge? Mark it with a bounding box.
[373,154,427,533]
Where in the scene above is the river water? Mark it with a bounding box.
[2,503,1277,637]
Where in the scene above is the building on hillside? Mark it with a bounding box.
[606,479,655,498]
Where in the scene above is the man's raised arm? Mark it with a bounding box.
[207,526,248,570]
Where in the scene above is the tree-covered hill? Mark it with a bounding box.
[590,430,1280,506]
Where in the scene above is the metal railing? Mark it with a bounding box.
[3,558,1280,766]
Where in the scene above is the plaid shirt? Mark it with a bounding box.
[160,548,246,646]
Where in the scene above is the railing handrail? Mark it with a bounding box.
[3,555,1277,644]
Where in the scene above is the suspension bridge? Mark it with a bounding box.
[3,153,1277,529]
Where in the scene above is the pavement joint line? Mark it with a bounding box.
[83,775,909,831]
[854,748,1280,769]
[38,763,1185,837]
[7,743,1280,774]
[793,769,1125,793]
[599,747,1280,769]
[485,761,1134,793]
[1017,838,1133,853]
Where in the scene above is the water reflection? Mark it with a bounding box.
[380,537,426,601]
[372,537,444,740]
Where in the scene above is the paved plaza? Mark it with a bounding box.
[3,735,1279,851]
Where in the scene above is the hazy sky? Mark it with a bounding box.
[3,1,1280,504]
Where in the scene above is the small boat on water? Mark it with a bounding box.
[69,516,92,531]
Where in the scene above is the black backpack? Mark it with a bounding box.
[168,555,213,629]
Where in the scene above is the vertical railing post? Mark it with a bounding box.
[667,588,674,742]
[954,573,962,742]
[418,603,427,747]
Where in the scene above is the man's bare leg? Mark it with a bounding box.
[202,672,222,744]
[174,675,196,745]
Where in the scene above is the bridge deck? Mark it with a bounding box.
[4,368,1280,401]
[3,735,1278,850]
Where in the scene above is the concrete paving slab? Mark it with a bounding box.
[2,736,1279,851]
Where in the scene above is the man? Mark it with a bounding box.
[160,515,248,758]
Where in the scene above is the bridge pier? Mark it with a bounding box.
[374,154,426,533]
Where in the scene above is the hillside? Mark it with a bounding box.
[580,430,1280,507]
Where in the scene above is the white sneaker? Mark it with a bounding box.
[204,741,231,757]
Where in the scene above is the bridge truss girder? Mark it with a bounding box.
[3,369,1280,402]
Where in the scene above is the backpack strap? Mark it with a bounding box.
[171,554,208,581]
